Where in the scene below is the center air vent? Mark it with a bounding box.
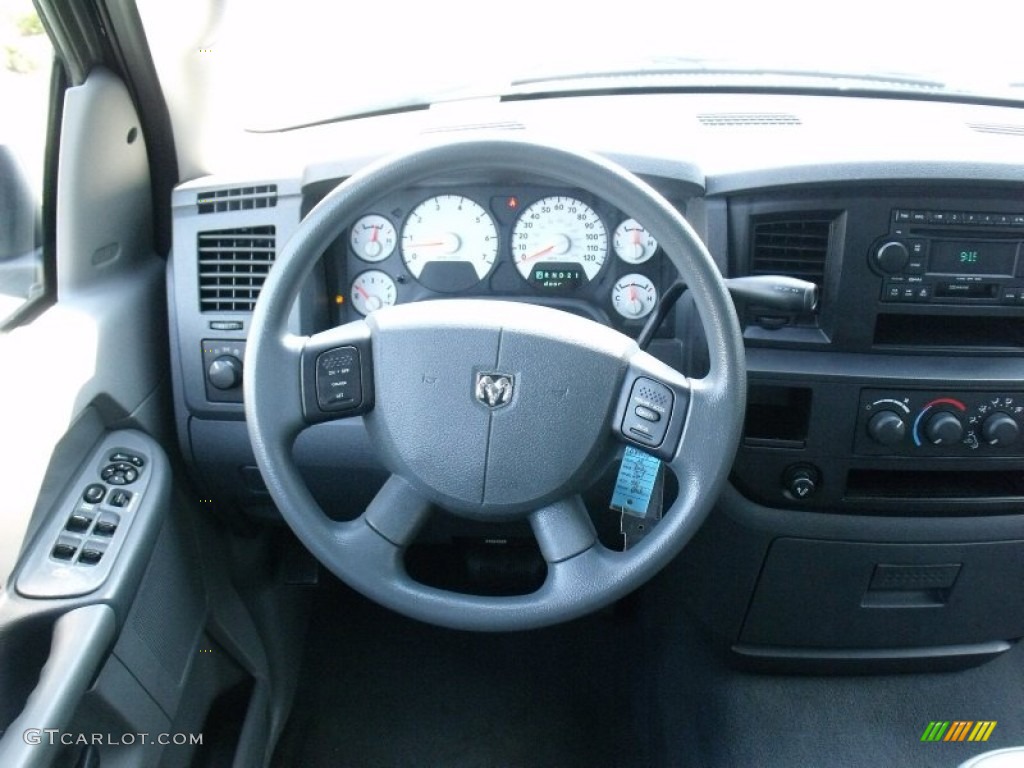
[197,185,277,214]
[198,226,276,312]
[750,216,832,285]
[698,113,801,127]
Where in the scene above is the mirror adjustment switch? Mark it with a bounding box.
[316,347,362,411]
[621,378,674,448]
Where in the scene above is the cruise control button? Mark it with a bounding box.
[635,405,661,422]
[83,484,106,504]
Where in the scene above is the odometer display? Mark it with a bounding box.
[512,196,607,282]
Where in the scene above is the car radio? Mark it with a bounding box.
[871,208,1024,305]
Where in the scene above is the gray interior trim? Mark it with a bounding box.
[0,604,115,768]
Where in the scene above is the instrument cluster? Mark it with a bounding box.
[331,184,678,335]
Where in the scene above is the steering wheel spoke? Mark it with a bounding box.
[299,322,375,424]
[529,495,598,564]
[360,474,433,548]
[611,348,692,462]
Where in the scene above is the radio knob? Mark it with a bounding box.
[208,355,243,390]
[924,411,964,446]
[874,241,910,274]
[981,413,1020,446]
[867,410,907,446]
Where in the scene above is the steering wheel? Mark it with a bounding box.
[245,139,745,631]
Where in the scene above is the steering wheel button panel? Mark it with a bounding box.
[315,347,362,411]
[621,377,674,448]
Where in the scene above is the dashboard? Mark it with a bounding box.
[166,90,1024,666]
[322,184,679,336]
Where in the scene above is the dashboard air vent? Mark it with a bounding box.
[197,226,276,312]
[968,123,1024,137]
[698,113,801,127]
[197,185,277,214]
[750,216,831,285]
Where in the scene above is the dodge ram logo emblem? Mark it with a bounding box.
[475,372,514,408]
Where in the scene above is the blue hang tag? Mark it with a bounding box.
[610,446,662,517]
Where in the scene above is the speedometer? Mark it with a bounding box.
[401,195,498,292]
[511,196,607,282]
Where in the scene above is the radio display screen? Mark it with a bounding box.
[930,240,1018,276]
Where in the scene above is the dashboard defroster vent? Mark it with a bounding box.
[197,226,276,312]
[698,113,801,127]
[197,185,277,214]
[967,123,1024,137]
[750,216,832,286]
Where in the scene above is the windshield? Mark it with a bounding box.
[138,0,1023,133]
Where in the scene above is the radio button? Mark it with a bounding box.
[964,213,980,224]
[883,284,902,301]
[910,211,928,223]
[905,259,926,274]
[928,211,948,223]
[947,212,963,224]
[895,210,911,222]
[1012,215,1024,227]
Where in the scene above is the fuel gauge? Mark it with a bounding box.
[612,274,657,320]
[350,270,397,315]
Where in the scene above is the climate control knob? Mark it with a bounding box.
[981,413,1020,446]
[208,355,243,390]
[873,241,910,274]
[924,411,964,446]
[867,410,906,446]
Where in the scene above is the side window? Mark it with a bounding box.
[0,1,52,326]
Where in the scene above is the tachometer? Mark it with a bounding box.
[511,196,607,282]
[401,195,498,292]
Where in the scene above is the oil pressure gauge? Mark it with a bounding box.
[612,274,658,320]
[350,270,397,315]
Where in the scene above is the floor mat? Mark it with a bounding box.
[642,572,1024,768]
[273,582,649,767]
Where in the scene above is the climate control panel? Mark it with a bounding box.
[856,389,1024,456]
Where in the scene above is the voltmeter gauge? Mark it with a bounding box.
[612,274,658,320]
[350,215,397,262]
[613,219,657,264]
[350,270,397,315]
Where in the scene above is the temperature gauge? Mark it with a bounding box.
[350,215,397,262]
[350,270,397,315]
[612,274,658,320]
[613,219,657,264]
